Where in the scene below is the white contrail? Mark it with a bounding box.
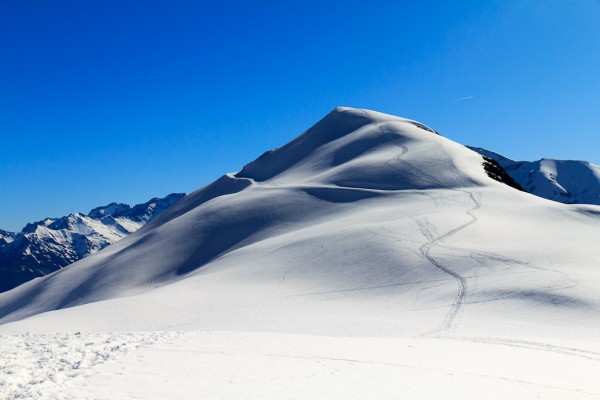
[455,96,474,101]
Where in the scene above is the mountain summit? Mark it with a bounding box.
[236,107,472,190]
[0,108,598,347]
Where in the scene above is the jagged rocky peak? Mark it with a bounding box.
[21,218,56,234]
[123,193,186,222]
[88,203,131,219]
[43,213,89,232]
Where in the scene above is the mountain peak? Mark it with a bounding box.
[237,107,475,190]
[88,203,131,219]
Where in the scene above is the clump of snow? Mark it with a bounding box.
[0,331,164,400]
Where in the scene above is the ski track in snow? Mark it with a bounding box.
[366,112,579,337]
[416,190,480,334]
[363,110,478,335]
[0,332,164,400]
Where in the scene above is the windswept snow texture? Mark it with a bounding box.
[1,107,600,399]
[470,147,600,205]
[0,193,185,293]
[0,331,163,400]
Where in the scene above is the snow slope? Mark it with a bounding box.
[470,146,600,205]
[0,193,185,293]
[1,107,599,399]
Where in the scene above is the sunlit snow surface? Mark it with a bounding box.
[1,108,599,399]
[2,332,599,400]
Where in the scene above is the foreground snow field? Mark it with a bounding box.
[2,331,600,400]
[1,108,599,399]
[0,331,164,400]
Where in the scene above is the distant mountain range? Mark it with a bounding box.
[470,147,600,206]
[0,193,185,292]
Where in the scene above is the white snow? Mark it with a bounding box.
[1,331,596,400]
[2,331,599,399]
[0,331,163,400]
[1,107,599,399]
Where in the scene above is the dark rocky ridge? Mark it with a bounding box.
[481,155,525,192]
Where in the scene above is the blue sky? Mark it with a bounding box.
[1,1,599,231]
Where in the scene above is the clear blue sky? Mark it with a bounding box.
[1,1,599,231]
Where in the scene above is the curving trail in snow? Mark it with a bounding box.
[364,108,479,335]
[416,191,479,334]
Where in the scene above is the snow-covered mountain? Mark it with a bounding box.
[470,147,600,205]
[1,108,599,399]
[1,106,599,334]
[0,193,185,293]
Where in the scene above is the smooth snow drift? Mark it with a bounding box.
[1,107,599,399]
